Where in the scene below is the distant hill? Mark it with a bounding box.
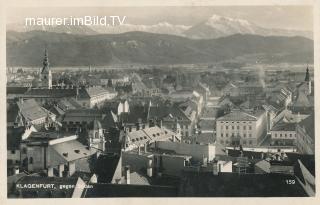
[6,30,313,67]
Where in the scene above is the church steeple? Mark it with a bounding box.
[42,48,50,73]
[305,64,310,82]
[40,48,52,89]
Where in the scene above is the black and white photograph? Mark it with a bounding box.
[3,0,318,200]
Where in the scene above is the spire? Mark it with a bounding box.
[305,64,310,82]
[42,48,49,73]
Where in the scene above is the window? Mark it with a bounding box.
[249,126,252,130]
[221,133,223,137]
[275,133,277,138]
[232,126,234,130]
[237,126,240,130]
[29,157,33,164]
[11,150,16,154]
[290,134,292,138]
[280,134,282,137]
[243,134,246,138]
[226,126,228,130]
[249,134,252,138]
[249,141,252,145]
[243,126,246,130]
[243,140,246,145]
[220,140,224,144]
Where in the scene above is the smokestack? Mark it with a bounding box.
[125,166,130,184]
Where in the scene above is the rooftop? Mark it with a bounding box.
[217,110,265,121]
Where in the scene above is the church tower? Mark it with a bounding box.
[305,65,311,95]
[40,48,52,89]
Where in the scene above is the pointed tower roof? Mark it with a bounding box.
[41,48,50,74]
[305,64,310,82]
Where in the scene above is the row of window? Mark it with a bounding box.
[220,140,253,145]
[221,125,252,130]
[220,133,252,138]
[220,121,252,124]
[273,133,296,138]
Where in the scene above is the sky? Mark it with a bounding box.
[7,6,313,31]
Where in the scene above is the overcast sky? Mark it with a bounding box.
[7,6,313,30]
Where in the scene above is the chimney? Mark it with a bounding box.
[261,152,265,159]
[144,144,147,153]
[14,166,20,175]
[225,149,229,155]
[172,135,175,142]
[138,145,141,155]
[125,166,130,184]
[147,158,153,177]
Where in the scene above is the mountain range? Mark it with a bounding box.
[7,14,312,39]
[6,30,313,66]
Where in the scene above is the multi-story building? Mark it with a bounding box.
[270,121,297,146]
[76,86,117,108]
[216,110,267,147]
[296,114,314,154]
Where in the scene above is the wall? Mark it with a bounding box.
[158,155,186,177]
[122,152,151,172]
[154,141,216,161]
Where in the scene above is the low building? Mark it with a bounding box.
[20,133,97,176]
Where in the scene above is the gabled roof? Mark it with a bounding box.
[217,110,264,121]
[85,86,115,98]
[292,92,312,108]
[50,139,96,162]
[17,99,53,121]
[127,126,177,146]
[271,121,296,132]
[297,113,314,140]
[148,106,191,122]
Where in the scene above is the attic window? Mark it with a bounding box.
[74,150,80,154]
[140,137,143,140]
[157,133,160,136]
[165,131,168,134]
[63,152,68,157]
[144,136,147,139]
[153,134,156,137]
[132,139,135,142]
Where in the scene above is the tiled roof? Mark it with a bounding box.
[271,121,296,132]
[127,126,176,146]
[148,106,190,122]
[23,88,76,98]
[85,87,115,98]
[217,110,264,121]
[298,113,314,140]
[17,99,53,121]
[292,92,312,107]
[51,139,96,162]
